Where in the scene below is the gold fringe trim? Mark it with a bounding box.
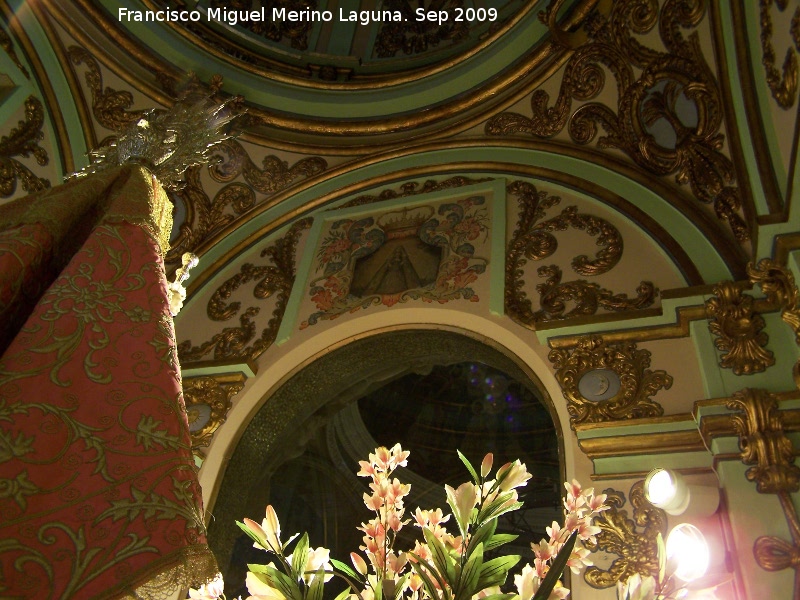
[100,543,218,600]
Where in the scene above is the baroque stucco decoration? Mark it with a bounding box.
[0,96,49,197]
[178,218,311,362]
[748,258,800,388]
[728,388,800,593]
[167,142,326,267]
[504,180,657,327]
[338,176,494,210]
[549,335,672,429]
[486,0,749,242]
[583,480,668,589]
[183,373,246,458]
[705,281,775,375]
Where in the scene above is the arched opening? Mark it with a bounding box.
[208,329,565,598]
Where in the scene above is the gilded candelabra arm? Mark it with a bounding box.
[168,252,199,316]
[727,388,800,598]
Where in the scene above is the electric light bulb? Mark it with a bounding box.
[646,469,676,506]
[666,523,710,582]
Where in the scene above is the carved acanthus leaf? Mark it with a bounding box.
[68,46,147,131]
[486,0,750,242]
[706,281,775,375]
[177,218,311,362]
[584,481,667,589]
[0,96,50,197]
[549,335,671,428]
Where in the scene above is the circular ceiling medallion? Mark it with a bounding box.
[577,368,621,402]
[187,403,212,432]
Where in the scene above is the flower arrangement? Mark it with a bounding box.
[190,444,608,600]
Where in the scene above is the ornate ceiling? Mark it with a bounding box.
[1,1,800,598]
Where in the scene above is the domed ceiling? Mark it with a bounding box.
[74,0,574,149]
[2,1,800,598]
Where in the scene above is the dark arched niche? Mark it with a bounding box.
[208,328,565,596]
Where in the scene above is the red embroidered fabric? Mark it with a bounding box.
[0,167,217,599]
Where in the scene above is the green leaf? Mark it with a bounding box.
[457,450,480,485]
[476,555,519,590]
[248,563,272,574]
[467,520,496,556]
[333,588,352,600]
[265,564,303,600]
[283,532,301,552]
[423,527,456,586]
[484,534,518,552]
[456,542,483,600]
[307,567,326,600]
[372,573,383,600]
[532,530,578,600]
[479,594,516,600]
[394,574,411,600]
[477,496,523,525]
[476,491,516,524]
[292,533,310,580]
[330,558,361,582]
[410,553,451,600]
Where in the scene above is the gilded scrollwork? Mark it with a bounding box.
[177,218,311,362]
[534,265,657,321]
[706,281,775,375]
[208,139,327,193]
[374,0,468,57]
[748,258,800,388]
[727,388,800,589]
[67,46,147,131]
[760,0,800,108]
[549,335,672,428]
[168,144,325,265]
[167,166,256,265]
[339,176,494,210]
[0,96,50,197]
[486,0,750,242]
[584,481,667,589]
[505,180,656,326]
[728,388,800,495]
[183,374,246,455]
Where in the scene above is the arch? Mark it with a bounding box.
[202,314,572,573]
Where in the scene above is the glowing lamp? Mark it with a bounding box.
[666,523,710,582]
[644,468,719,517]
